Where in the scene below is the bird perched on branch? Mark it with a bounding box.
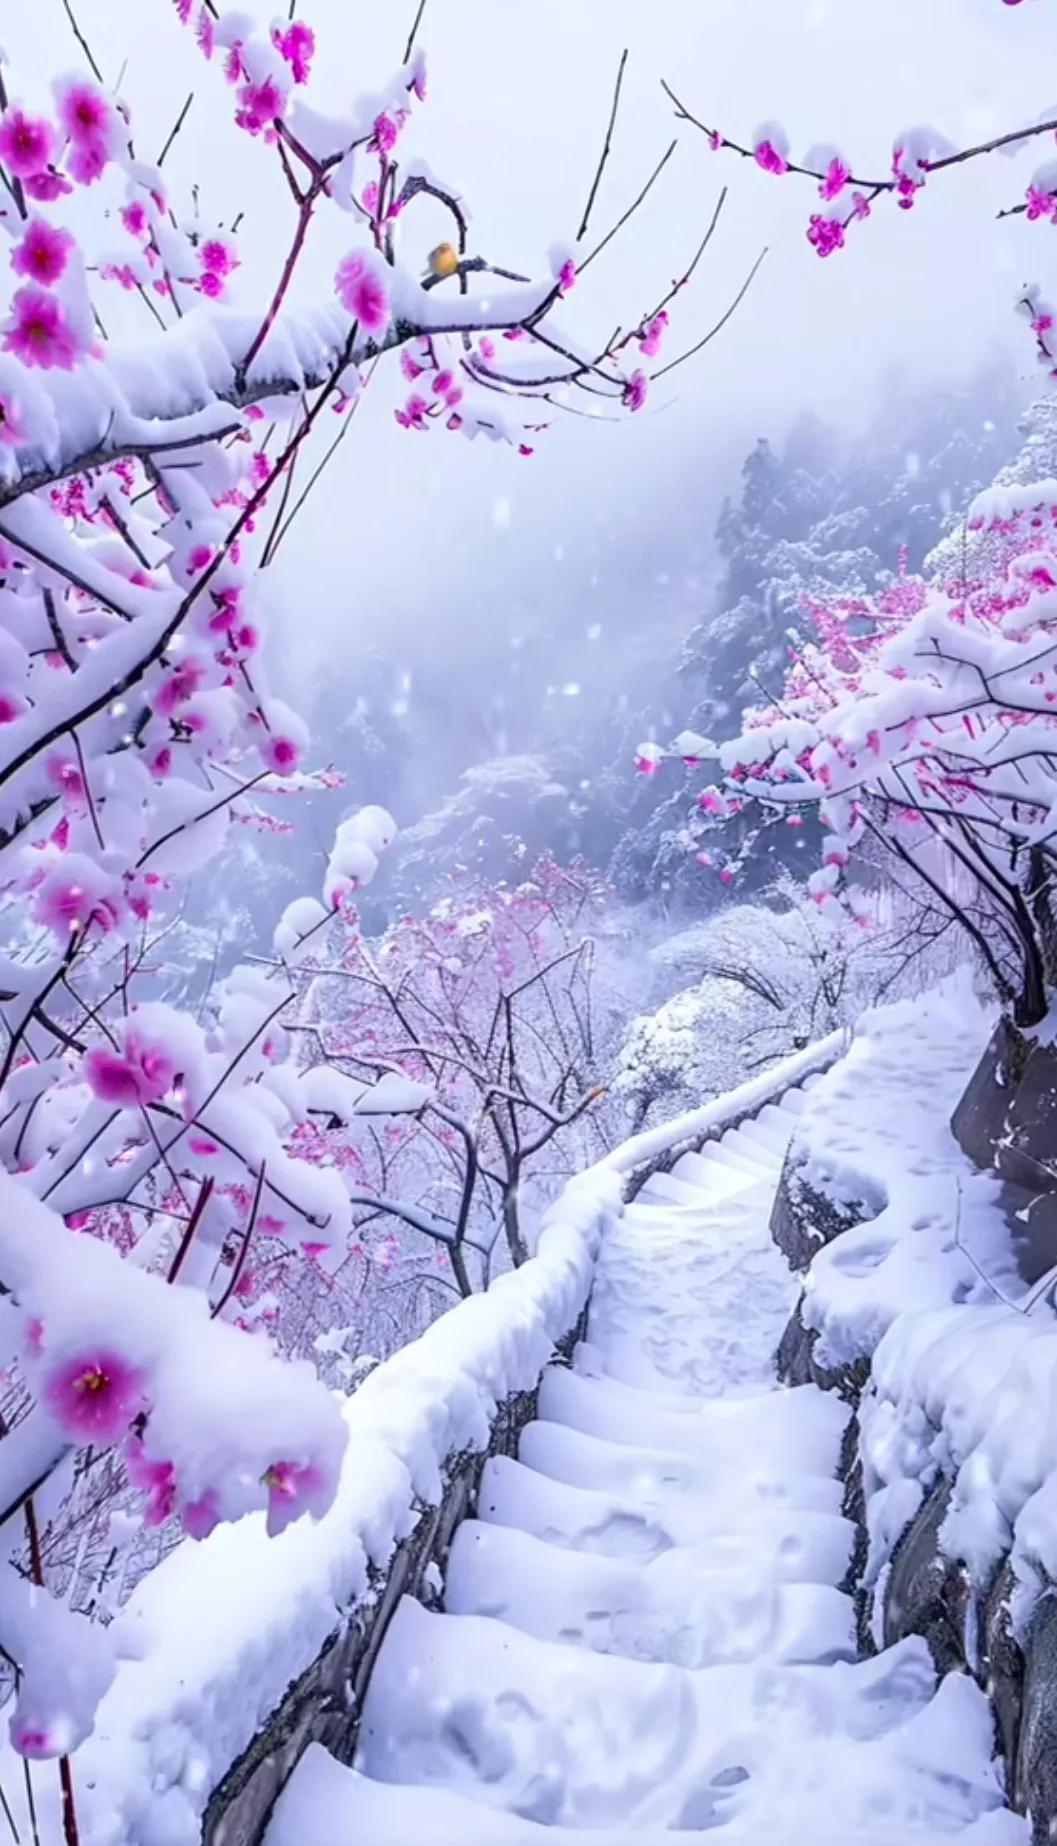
[426,242,460,280]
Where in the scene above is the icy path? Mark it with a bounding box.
[268,1100,1024,1846]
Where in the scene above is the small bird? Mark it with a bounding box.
[426,241,459,280]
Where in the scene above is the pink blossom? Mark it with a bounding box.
[67,136,106,183]
[754,139,788,176]
[34,865,120,938]
[274,20,315,83]
[4,286,81,370]
[262,1458,327,1536]
[1026,183,1057,223]
[46,754,85,805]
[0,110,55,179]
[718,868,735,884]
[200,237,237,277]
[820,157,850,201]
[57,80,111,145]
[100,262,138,291]
[43,1349,146,1441]
[121,200,149,238]
[182,1488,221,1540]
[155,656,207,715]
[0,393,25,448]
[400,349,424,382]
[196,9,216,58]
[236,77,286,135]
[408,52,427,102]
[850,191,872,221]
[371,112,400,155]
[807,214,845,258]
[11,219,74,287]
[638,310,668,358]
[12,1722,59,1761]
[623,370,648,413]
[84,1030,176,1107]
[125,1439,177,1525]
[24,169,71,202]
[892,149,923,210]
[557,258,576,293]
[261,733,301,775]
[335,249,391,334]
[395,391,430,431]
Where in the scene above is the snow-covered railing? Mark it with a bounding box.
[73,1166,623,1846]
[71,1031,849,1846]
[608,1028,849,1199]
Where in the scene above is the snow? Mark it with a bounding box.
[359,1602,1001,1833]
[788,974,1020,1372]
[319,1109,1022,1846]
[601,1026,846,1179]
[59,1056,823,1839]
[444,1513,857,1667]
[52,1014,1027,1843]
[860,1303,1057,1640]
[353,1072,434,1115]
[270,1744,1027,1846]
[68,1159,624,1844]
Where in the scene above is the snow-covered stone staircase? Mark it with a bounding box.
[266,1084,1022,1846]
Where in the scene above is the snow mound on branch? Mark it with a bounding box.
[790,973,1017,1371]
[353,1073,434,1116]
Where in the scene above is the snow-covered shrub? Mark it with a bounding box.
[614,874,930,1128]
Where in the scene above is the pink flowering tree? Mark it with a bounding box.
[648,488,1057,1028]
[630,3,1057,1029]
[0,1,720,1817]
[289,855,618,1297]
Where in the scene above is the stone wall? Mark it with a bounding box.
[769,1096,1057,1845]
[772,1154,874,1397]
[202,1320,585,1846]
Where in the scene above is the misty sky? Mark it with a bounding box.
[5,0,1053,703]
